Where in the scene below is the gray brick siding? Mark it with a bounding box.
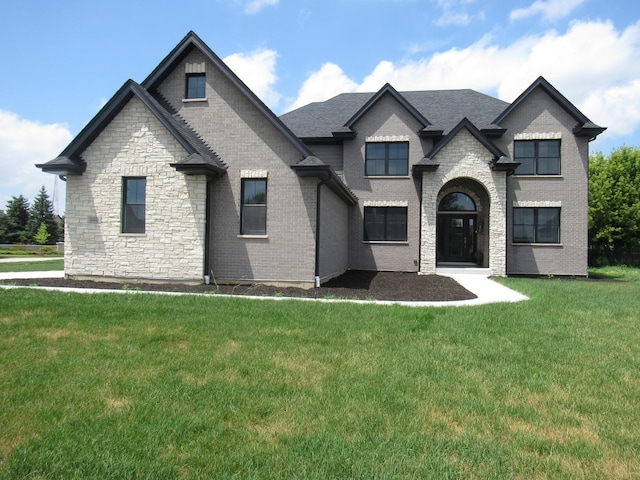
[496,88,589,276]
[157,50,318,286]
[318,184,349,280]
[343,94,426,272]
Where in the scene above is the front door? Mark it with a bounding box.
[437,215,476,263]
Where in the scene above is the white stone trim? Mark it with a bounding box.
[513,201,561,207]
[365,135,410,143]
[514,132,562,140]
[363,200,408,207]
[240,169,268,178]
[185,62,206,73]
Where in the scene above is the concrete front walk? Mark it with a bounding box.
[0,267,528,307]
[435,268,529,306]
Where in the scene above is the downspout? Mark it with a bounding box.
[315,178,329,287]
[203,178,213,284]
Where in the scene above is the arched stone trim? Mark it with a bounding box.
[437,185,484,214]
[418,128,507,276]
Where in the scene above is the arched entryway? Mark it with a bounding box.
[436,179,490,267]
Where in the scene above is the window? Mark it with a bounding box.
[514,140,560,175]
[364,207,407,242]
[513,207,560,244]
[185,73,206,99]
[241,179,267,235]
[365,142,409,176]
[122,177,146,234]
[439,192,476,212]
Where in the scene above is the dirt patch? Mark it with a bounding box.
[4,270,476,302]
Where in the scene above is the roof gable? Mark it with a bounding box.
[343,83,432,136]
[142,31,313,159]
[412,118,518,177]
[494,76,606,138]
[37,79,226,177]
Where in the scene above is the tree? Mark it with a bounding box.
[3,195,30,243]
[34,222,51,245]
[27,186,58,245]
[589,146,640,253]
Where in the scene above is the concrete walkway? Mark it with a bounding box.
[0,266,528,307]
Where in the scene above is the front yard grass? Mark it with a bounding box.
[1,268,639,479]
[0,259,63,273]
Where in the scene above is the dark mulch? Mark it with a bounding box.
[5,270,476,302]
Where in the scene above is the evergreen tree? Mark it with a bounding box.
[3,195,30,243]
[27,186,58,244]
[0,209,7,244]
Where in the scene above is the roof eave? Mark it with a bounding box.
[36,156,86,176]
[411,161,440,178]
[291,162,358,205]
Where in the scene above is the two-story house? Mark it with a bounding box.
[38,31,605,287]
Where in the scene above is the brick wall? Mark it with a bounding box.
[496,88,589,276]
[318,184,349,280]
[65,97,206,283]
[156,50,318,286]
[343,94,427,272]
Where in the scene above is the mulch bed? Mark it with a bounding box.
[6,270,476,302]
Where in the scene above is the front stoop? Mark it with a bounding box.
[435,267,491,276]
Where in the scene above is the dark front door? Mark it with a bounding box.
[437,215,476,263]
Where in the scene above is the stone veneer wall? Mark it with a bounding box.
[65,97,206,283]
[420,129,507,275]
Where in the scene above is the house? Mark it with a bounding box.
[38,31,605,287]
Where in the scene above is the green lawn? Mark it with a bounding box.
[1,268,639,479]
[0,258,64,273]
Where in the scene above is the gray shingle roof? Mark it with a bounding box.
[280,89,510,139]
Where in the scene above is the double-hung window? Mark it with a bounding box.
[513,207,560,244]
[365,142,409,176]
[122,177,146,234]
[241,179,267,235]
[364,207,407,242]
[514,139,561,175]
[185,73,206,99]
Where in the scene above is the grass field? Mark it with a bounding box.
[1,267,639,479]
[0,258,64,273]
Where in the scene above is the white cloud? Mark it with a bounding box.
[510,0,584,22]
[433,0,484,27]
[224,49,281,108]
[0,110,72,212]
[284,19,640,145]
[286,63,359,111]
[243,0,278,14]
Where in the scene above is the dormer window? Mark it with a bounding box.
[186,73,206,99]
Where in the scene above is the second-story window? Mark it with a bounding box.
[514,139,561,175]
[186,73,206,99]
[365,142,409,176]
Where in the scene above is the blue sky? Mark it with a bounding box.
[1,0,639,213]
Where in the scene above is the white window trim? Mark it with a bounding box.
[514,132,562,140]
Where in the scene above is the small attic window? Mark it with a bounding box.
[186,73,206,99]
